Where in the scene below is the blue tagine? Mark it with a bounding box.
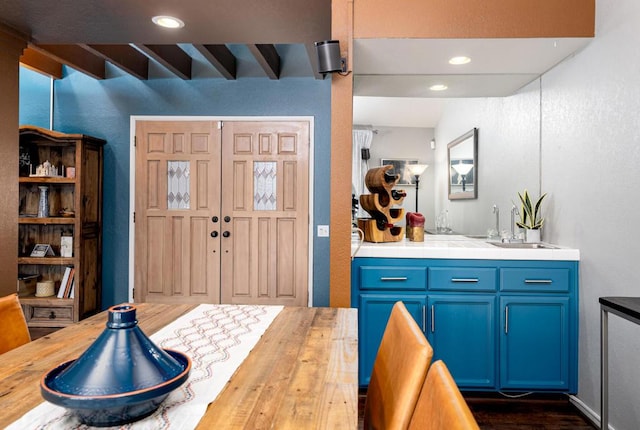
[41,304,191,427]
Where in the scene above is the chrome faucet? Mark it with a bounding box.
[509,205,522,242]
[492,205,499,234]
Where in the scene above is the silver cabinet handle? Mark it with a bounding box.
[422,305,426,332]
[380,277,408,281]
[505,305,509,334]
[451,278,479,283]
[524,279,553,284]
[430,305,435,333]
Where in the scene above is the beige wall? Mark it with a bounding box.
[0,27,26,296]
[354,0,595,39]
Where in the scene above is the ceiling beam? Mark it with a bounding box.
[134,44,191,80]
[193,44,236,80]
[304,42,324,80]
[20,47,63,79]
[29,44,106,79]
[248,44,280,80]
[79,44,148,80]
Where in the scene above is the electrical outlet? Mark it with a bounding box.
[317,225,330,237]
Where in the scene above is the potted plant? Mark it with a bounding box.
[515,189,547,242]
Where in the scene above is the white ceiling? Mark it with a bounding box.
[352,37,592,128]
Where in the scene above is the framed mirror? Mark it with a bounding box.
[448,128,478,200]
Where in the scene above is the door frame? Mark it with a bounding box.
[128,115,315,305]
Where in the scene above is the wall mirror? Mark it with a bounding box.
[448,128,478,200]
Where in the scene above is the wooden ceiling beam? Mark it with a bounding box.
[79,44,148,80]
[20,47,63,79]
[193,44,236,80]
[248,44,280,80]
[29,44,105,79]
[134,44,191,80]
[304,42,324,80]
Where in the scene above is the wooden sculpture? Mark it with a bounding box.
[358,165,407,242]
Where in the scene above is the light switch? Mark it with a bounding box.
[317,225,330,237]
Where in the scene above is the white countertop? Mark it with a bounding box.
[351,234,580,261]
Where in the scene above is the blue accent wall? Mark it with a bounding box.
[19,68,50,128]
[20,63,332,308]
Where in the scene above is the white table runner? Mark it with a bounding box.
[8,304,283,430]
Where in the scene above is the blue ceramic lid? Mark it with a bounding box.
[46,304,186,396]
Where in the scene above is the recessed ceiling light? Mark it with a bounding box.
[152,15,185,29]
[449,56,471,65]
[429,84,448,91]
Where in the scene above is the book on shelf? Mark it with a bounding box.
[64,268,75,298]
[57,267,72,298]
[69,278,75,299]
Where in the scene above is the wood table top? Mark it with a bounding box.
[0,303,358,429]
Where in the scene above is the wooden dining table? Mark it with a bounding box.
[0,303,358,429]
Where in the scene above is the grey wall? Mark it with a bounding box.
[435,1,640,428]
[365,126,436,228]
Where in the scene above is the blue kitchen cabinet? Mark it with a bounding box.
[427,295,496,389]
[500,296,573,392]
[352,257,579,392]
[358,294,426,386]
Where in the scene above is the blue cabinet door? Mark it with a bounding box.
[427,295,497,389]
[358,294,425,386]
[500,296,571,391]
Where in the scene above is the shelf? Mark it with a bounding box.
[18,217,75,225]
[18,257,75,265]
[19,177,76,184]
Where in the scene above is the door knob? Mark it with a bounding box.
[212,216,219,223]
[223,231,230,238]
[210,231,218,238]
[224,216,231,222]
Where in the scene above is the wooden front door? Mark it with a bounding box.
[220,121,309,306]
[134,120,310,306]
[135,121,222,303]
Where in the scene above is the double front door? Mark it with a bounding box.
[134,120,310,306]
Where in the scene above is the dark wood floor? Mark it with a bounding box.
[358,390,596,429]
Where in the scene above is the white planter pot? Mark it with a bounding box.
[525,229,541,243]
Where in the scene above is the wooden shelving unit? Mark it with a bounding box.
[17,125,105,339]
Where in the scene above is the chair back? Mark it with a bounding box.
[364,301,433,430]
[0,293,31,354]
[408,360,480,430]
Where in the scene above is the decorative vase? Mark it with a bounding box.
[37,186,49,218]
[525,229,541,243]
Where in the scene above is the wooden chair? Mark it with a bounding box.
[408,360,480,430]
[364,301,434,430]
[0,293,31,354]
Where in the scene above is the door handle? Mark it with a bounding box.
[210,231,218,238]
[212,216,219,223]
[224,216,231,223]
[223,231,230,238]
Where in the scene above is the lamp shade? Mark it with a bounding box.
[407,164,429,177]
[451,162,473,176]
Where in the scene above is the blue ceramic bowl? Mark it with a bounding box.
[40,304,191,427]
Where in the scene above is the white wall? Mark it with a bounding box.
[435,1,640,428]
[434,80,541,236]
[364,126,436,228]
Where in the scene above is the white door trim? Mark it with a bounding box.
[129,115,315,305]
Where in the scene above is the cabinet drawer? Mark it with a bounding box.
[428,267,497,291]
[23,305,74,324]
[360,266,426,290]
[500,268,570,292]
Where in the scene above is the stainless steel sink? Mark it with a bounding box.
[489,242,559,249]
